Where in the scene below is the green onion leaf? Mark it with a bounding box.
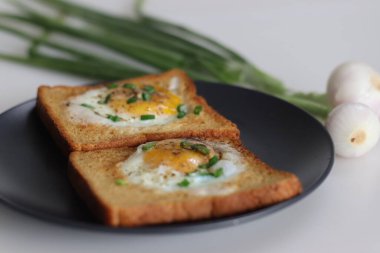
[127,96,138,104]
[177,111,186,119]
[177,179,190,187]
[142,92,151,101]
[193,105,203,115]
[207,155,219,168]
[140,114,155,120]
[180,141,192,150]
[115,178,127,186]
[176,104,187,118]
[143,85,155,94]
[212,168,224,178]
[107,114,122,122]
[107,83,118,89]
[191,144,210,155]
[98,94,111,104]
[199,155,219,169]
[180,141,210,155]
[177,104,186,113]
[80,103,94,109]
[142,142,156,151]
[196,167,223,177]
[123,83,136,89]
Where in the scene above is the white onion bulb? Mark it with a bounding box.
[326,103,380,158]
[327,62,380,116]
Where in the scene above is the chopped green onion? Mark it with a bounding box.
[98,94,111,104]
[197,167,223,177]
[176,104,185,112]
[142,142,156,151]
[140,114,155,120]
[193,105,203,115]
[180,141,210,155]
[107,83,118,89]
[177,111,186,119]
[176,104,187,118]
[115,178,127,186]
[177,179,190,187]
[207,155,219,167]
[123,83,136,89]
[191,144,210,155]
[143,85,155,94]
[142,92,151,101]
[199,155,219,169]
[212,168,224,178]
[180,141,192,149]
[80,103,94,109]
[107,114,122,122]
[127,96,138,104]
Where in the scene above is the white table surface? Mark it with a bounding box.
[0,0,379,252]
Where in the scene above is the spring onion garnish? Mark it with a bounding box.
[212,168,224,178]
[98,94,111,104]
[115,178,127,186]
[80,103,94,109]
[177,104,186,112]
[197,167,224,177]
[140,114,155,120]
[191,144,210,155]
[127,96,138,104]
[180,141,192,149]
[177,104,187,119]
[177,179,190,187]
[177,111,186,119]
[143,85,155,94]
[142,92,151,101]
[123,83,136,90]
[107,114,121,122]
[142,142,156,151]
[107,83,118,89]
[180,141,210,155]
[193,105,203,115]
[207,155,219,167]
[199,155,219,169]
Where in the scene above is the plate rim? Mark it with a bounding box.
[0,83,334,233]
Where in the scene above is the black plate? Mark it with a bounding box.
[0,81,334,233]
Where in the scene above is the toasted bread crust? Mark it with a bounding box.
[68,141,302,227]
[37,69,239,155]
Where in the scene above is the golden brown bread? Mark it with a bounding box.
[68,139,302,227]
[37,69,240,155]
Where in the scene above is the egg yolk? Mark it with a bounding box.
[108,85,181,116]
[143,140,215,174]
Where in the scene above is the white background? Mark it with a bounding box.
[0,0,379,252]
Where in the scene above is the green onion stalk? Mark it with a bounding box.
[0,0,331,119]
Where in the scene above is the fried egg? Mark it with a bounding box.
[118,139,245,195]
[66,76,184,127]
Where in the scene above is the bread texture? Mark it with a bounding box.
[37,69,240,155]
[68,139,302,227]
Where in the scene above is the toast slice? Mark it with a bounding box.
[68,138,302,227]
[37,69,239,155]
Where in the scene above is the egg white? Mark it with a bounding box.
[66,77,181,127]
[119,140,246,195]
